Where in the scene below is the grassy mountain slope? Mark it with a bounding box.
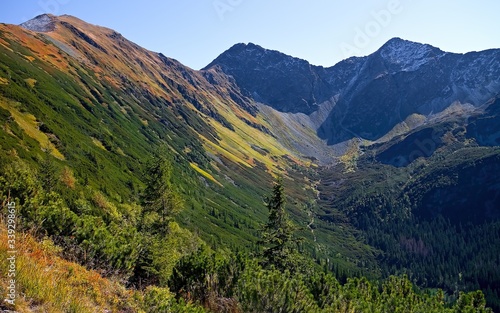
[0,14,376,277]
[0,13,498,312]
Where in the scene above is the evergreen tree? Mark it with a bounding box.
[38,148,58,192]
[259,176,299,272]
[141,145,183,235]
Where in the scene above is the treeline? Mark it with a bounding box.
[332,187,500,312]
[0,153,494,312]
[318,146,500,312]
[359,209,500,312]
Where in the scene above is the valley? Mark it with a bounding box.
[0,14,499,312]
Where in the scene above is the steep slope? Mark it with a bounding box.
[205,43,328,114]
[0,14,376,279]
[319,38,500,144]
[204,44,366,161]
[0,13,271,242]
[467,96,500,146]
[204,43,367,115]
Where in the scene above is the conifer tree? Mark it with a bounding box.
[141,145,183,235]
[38,148,58,192]
[259,176,298,272]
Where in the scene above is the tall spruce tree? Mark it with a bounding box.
[141,146,183,235]
[38,148,58,192]
[259,176,299,272]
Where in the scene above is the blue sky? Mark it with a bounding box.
[1,0,499,70]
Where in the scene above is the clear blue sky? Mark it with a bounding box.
[1,0,499,70]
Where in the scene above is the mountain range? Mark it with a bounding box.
[1,13,499,311]
[206,38,500,158]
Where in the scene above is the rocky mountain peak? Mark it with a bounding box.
[227,42,264,53]
[377,37,445,71]
[204,43,331,114]
[20,14,56,32]
[205,42,307,72]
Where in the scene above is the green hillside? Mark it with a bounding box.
[0,15,498,312]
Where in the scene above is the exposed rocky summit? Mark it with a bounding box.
[20,14,56,32]
[204,43,336,114]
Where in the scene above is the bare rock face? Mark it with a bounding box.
[318,39,500,144]
[207,38,500,144]
[204,43,346,114]
[20,14,56,32]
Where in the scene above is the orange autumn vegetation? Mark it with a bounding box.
[0,222,139,312]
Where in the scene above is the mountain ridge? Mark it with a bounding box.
[1,14,500,311]
[204,36,500,164]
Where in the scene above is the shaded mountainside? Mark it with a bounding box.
[0,13,500,312]
[201,39,346,113]
[204,43,365,114]
[208,38,500,146]
[319,40,500,144]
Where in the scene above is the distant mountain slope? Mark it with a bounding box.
[204,43,365,114]
[319,39,500,144]
[207,38,500,147]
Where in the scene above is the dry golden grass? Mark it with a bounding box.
[23,78,37,88]
[189,162,223,187]
[0,97,65,160]
[91,137,107,151]
[0,223,137,312]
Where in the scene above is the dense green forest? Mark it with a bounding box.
[317,144,500,312]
